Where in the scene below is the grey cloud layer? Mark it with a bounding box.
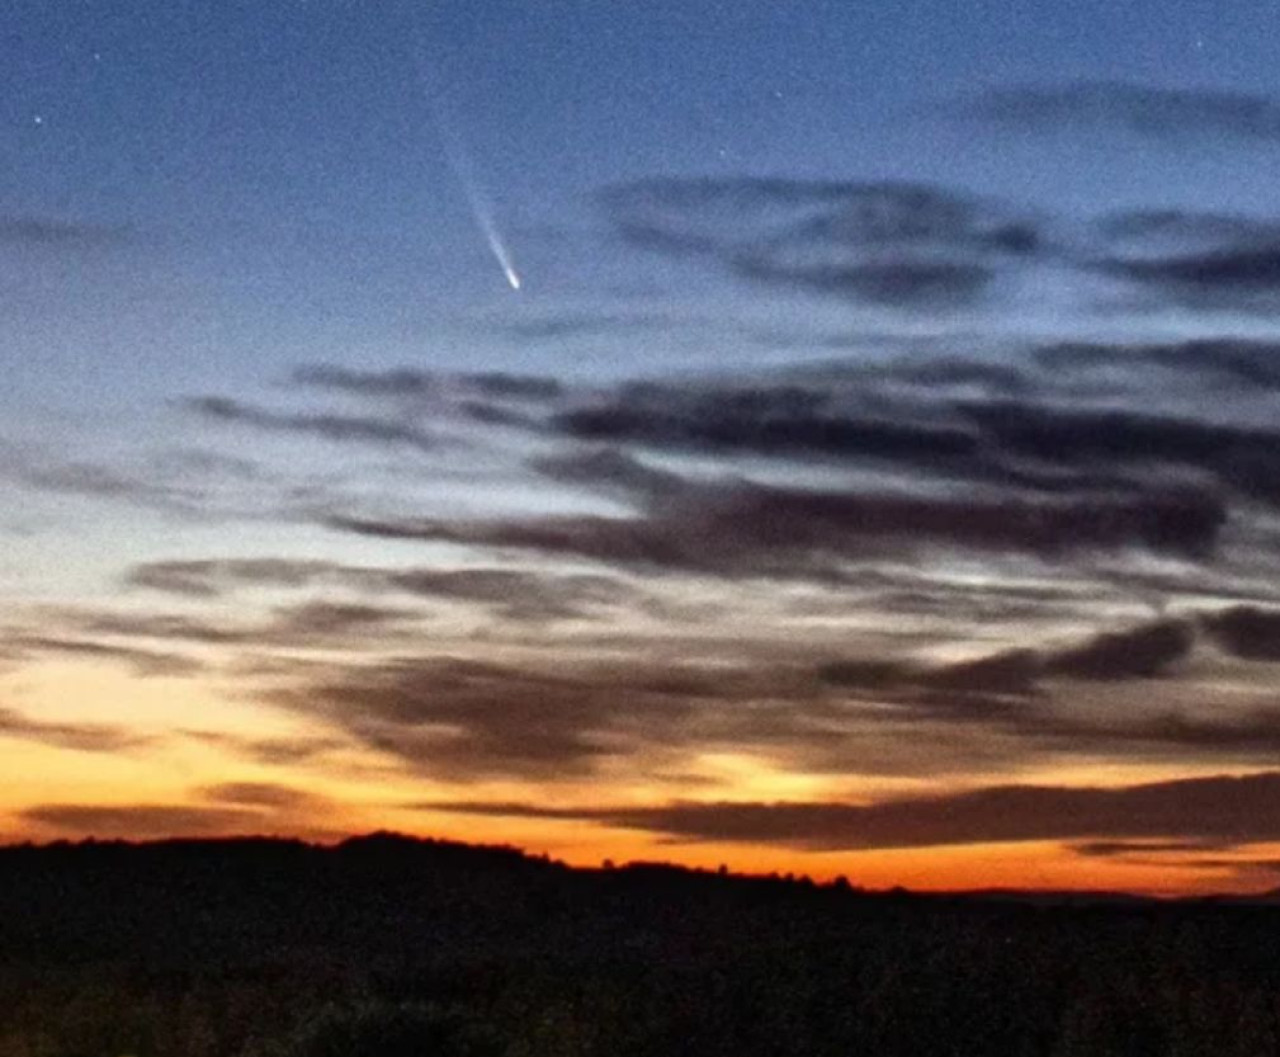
[1093,211,1280,309]
[1202,606,1280,661]
[311,349,1276,579]
[598,174,1280,311]
[819,617,1196,698]
[550,371,1280,510]
[272,656,711,780]
[425,771,1280,852]
[98,530,1280,786]
[84,317,1280,791]
[326,481,1224,577]
[135,330,1280,793]
[599,178,1038,307]
[259,609,1280,784]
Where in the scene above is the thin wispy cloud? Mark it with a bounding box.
[0,214,125,248]
[0,707,153,753]
[185,397,440,453]
[953,82,1280,142]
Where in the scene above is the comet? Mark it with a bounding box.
[409,38,523,293]
[429,97,523,292]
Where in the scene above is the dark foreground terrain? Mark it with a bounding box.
[0,835,1277,1056]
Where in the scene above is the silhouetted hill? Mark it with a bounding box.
[0,834,1277,1056]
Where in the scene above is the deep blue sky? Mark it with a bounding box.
[6,0,1275,222]
[5,0,1280,413]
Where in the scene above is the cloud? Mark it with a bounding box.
[1202,858,1280,877]
[1069,841,1280,883]
[734,256,994,306]
[48,600,422,655]
[959,399,1253,464]
[808,617,1280,768]
[954,82,1280,142]
[598,167,1280,315]
[20,804,266,839]
[186,396,437,452]
[67,613,254,647]
[383,567,633,622]
[813,658,918,692]
[877,357,1034,398]
[957,400,1280,506]
[598,177,1040,306]
[180,729,347,766]
[272,656,706,780]
[919,649,1043,697]
[1067,709,1280,759]
[552,385,981,461]
[1201,606,1280,661]
[4,456,189,506]
[153,332,1280,605]
[1102,247,1280,307]
[127,558,345,598]
[326,471,1225,580]
[0,214,124,248]
[1046,619,1195,680]
[291,366,442,398]
[538,364,1280,519]
[0,707,152,753]
[255,607,1279,785]
[497,312,671,344]
[902,689,1280,768]
[819,618,1194,702]
[270,650,967,783]
[423,771,1280,851]
[599,177,1036,254]
[1033,338,1280,393]
[1070,839,1234,858]
[8,634,203,678]
[530,447,688,502]
[292,366,563,403]
[126,557,633,623]
[1072,206,1280,311]
[199,782,323,810]
[0,441,268,519]
[460,373,566,401]
[268,601,416,640]
[286,367,563,435]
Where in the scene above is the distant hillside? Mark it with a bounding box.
[0,833,1277,1057]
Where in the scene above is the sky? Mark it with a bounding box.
[5,0,1280,895]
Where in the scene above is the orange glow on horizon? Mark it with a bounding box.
[3,659,1277,898]
[4,794,1275,897]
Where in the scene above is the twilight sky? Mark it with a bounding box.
[5,0,1280,894]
